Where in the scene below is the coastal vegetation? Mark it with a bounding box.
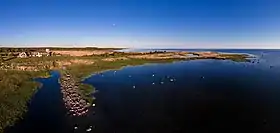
[0,70,49,133]
[0,47,251,132]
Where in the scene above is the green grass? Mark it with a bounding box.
[0,70,50,133]
[78,83,96,104]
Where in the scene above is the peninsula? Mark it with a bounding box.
[0,47,250,132]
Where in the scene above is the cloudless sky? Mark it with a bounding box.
[0,0,280,48]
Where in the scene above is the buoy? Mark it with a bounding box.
[170,79,174,82]
[152,82,155,85]
[92,103,95,107]
[133,86,136,88]
[74,126,78,130]
[129,75,132,77]
[201,76,205,79]
[152,74,155,77]
[160,82,164,84]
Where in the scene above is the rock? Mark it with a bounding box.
[60,73,90,117]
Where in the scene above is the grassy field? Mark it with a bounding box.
[0,70,50,133]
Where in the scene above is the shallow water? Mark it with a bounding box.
[5,71,70,133]
[6,49,280,133]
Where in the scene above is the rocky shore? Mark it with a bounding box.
[60,72,91,117]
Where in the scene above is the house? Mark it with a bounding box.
[18,52,43,58]
[30,52,42,57]
[45,49,52,56]
[18,52,28,58]
[35,52,42,57]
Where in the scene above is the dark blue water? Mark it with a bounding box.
[6,49,280,133]
[6,71,70,133]
[84,49,280,133]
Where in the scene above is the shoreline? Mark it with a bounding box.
[0,50,252,132]
[0,70,51,133]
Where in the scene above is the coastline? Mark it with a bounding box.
[0,70,50,133]
[0,49,251,132]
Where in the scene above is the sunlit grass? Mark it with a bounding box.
[0,70,50,133]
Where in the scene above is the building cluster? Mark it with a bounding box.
[17,49,52,58]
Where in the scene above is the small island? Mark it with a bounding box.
[0,47,251,132]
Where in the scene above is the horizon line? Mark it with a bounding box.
[0,46,280,50]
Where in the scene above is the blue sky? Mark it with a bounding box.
[0,0,280,48]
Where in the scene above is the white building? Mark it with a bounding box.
[35,52,42,57]
[18,52,27,58]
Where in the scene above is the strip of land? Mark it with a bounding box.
[0,47,250,132]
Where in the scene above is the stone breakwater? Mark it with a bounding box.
[60,73,90,116]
